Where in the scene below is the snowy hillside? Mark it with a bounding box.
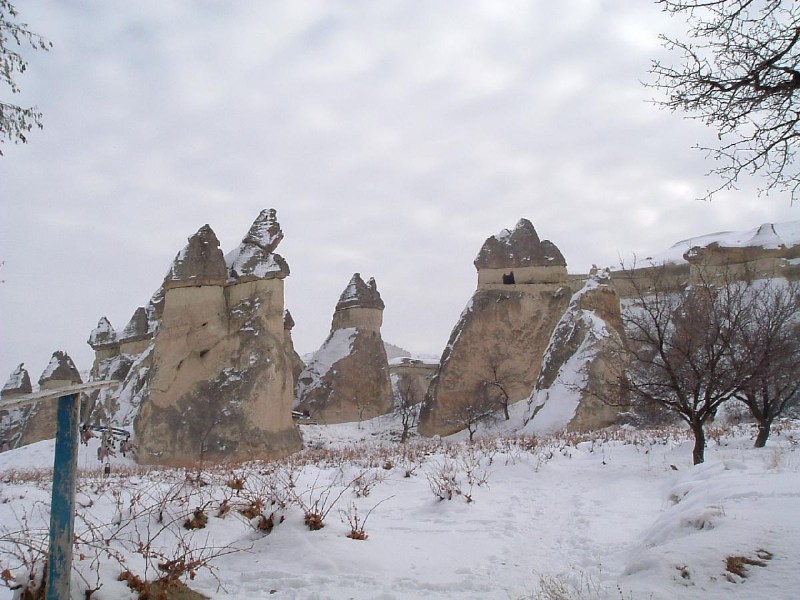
[1,420,798,599]
[643,220,800,265]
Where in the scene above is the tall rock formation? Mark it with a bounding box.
[523,271,628,433]
[418,219,572,437]
[294,274,394,424]
[0,364,33,449]
[133,210,302,466]
[17,352,82,447]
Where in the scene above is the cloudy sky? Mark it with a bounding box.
[1,0,798,384]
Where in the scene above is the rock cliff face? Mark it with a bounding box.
[294,274,394,424]
[523,271,628,434]
[132,210,302,466]
[283,310,305,386]
[418,219,572,437]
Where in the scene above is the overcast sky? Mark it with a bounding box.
[1,0,798,384]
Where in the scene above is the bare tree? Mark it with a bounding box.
[620,264,752,464]
[394,377,420,443]
[650,0,800,199]
[730,281,800,447]
[481,354,515,421]
[1,0,51,154]
[446,395,498,443]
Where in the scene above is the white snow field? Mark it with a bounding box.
[0,419,798,599]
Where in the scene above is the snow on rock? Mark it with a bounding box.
[38,351,82,387]
[165,224,228,286]
[87,316,117,348]
[473,217,566,269]
[643,219,800,265]
[1,363,32,396]
[335,273,385,311]
[225,208,290,282]
[294,327,357,400]
[119,307,150,341]
[524,272,627,434]
[748,223,786,250]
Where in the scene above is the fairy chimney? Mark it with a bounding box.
[294,273,394,424]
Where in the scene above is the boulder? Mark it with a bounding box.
[294,274,394,423]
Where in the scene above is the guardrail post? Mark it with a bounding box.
[45,393,79,600]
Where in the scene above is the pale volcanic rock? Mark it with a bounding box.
[226,208,290,283]
[135,211,301,466]
[0,364,33,449]
[88,317,117,349]
[474,218,566,270]
[120,307,150,342]
[418,220,572,437]
[165,224,228,289]
[2,363,32,397]
[16,352,83,447]
[38,350,82,389]
[524,271,628,434]
[284,310,306,387]
[294,274,394,424]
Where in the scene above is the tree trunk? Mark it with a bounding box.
[690,421,706,465]
[503,402,510,421]
[754,421,771,448]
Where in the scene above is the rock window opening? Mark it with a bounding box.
[503,272,515,284]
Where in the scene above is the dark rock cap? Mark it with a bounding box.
[336,273,385,311]
[166,224,228,287]
[88,316,117,348]
[226,209,291,282]
[2,363,33,397]
[120,307,150,342]
[243,208,284,253]
[39,351,82,386]
[284,309,295,330]
[474,218,566,270]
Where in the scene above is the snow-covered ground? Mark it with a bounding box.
[1,419,799,599]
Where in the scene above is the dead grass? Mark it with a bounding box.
[725,549,773,580]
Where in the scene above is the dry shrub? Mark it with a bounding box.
[725,549,772,580]
[183,508,208,530]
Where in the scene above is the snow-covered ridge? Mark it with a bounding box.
[645,220,800,265]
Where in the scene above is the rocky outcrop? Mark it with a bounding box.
[17,352,83,447]
[294,274,394,424]
[390,357,437,409]
[419,220,572,437]
[0,364,34,449]
[686,223,793,283]
[524,271,628,434]
[475,218,567,286]
[283,310,305,387]
[133,212,302,466]
[1,363,32,398]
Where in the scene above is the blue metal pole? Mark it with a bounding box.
[46,393,79,599]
